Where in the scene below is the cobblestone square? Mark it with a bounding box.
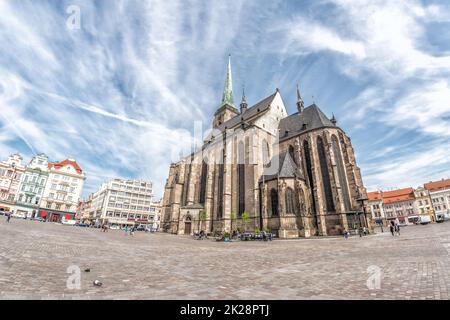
[1,218,450,299]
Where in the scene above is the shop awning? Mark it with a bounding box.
[40,211,48,217]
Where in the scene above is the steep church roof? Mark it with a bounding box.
[214,91,278,133]
[279,104,335,141]
[260,151,304,182]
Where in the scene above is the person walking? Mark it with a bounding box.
[130,226,135,236]
[6,212,11,223]
[343,229,349,240]
[389,222,395,236]
[124,225,128,235]
[395,223,400,236]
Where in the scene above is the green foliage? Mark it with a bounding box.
[224,232,230,238]
[255,227,261,235]
[199,210,208,221]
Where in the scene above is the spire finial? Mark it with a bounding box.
[331,113,337,126]
[221,55,235,107]
[240,83,248,113]
[296,83,305,113]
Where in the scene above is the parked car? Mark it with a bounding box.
[33,217,45,222]
[75,223,90,227]
[62,219,77,225]
[109,225,120,230]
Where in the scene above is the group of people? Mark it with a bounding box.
[343,226,369,239]
[389,220,401,236]
[124,225,136,236]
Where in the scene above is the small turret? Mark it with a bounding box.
[296,84,304,113]
[240,85,248,114]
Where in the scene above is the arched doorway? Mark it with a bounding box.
[184,216,192,235]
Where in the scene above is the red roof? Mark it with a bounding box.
[368,191,382,201]
[381,188,415,204]
[48,159,83,174]
[424,179,450,192]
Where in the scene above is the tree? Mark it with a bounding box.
[199,210,208,232]
[242,211,250,232]
[230,212,237,232]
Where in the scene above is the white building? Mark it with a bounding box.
[14,154,49,218]
[424,179,450,221]
[84,178,153,228]
[40,158,85,222]
[0,154,25,214]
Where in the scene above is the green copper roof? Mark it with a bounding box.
[221,55,235,107]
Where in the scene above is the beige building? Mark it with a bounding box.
[40,159,85,222]
[162,59,369,238]
[0,154,25,214]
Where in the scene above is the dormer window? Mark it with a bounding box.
[302,123,307,130]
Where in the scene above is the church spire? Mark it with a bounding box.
[240,85,248,114]
[221,55,235,107]
[296,83,305,113]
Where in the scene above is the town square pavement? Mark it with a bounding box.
[1,218,450,299]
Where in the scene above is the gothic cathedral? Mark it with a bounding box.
[162,58,370,238]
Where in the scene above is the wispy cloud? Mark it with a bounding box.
[0,0,449,198]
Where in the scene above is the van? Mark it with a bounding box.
[416,216,431,225]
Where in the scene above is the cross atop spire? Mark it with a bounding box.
[221,55,235,107]
[296,83,304,113]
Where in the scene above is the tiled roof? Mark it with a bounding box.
[215,91,278,133]
[424,179,450,192]
[279,104,335,141]
[381,188,415,204]
[261,151,305,181]
[368,191,382,201]
[48,159,83,174]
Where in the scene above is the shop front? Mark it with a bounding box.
[39,209,75,222]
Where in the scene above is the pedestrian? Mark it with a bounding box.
[395,223,400,236]
[130,226,135,236]
[6,212,11,223]
[343,229,349,240]
[389,224,395,236]
[124,225,128,235]
[363,226,368,236]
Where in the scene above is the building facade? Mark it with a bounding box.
[367,191,385,225]
[82,179,154,227]
[413,187,434,222]
[40,159,85,222]
[162,58,369,238]
[381,188,416,225]
[424,178,450,221]
[14,154,49,218]
[150,199,162,231]
[0,154,25,214]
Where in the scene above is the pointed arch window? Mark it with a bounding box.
[285,187,295,215]
[217,149,225,218]
[270,189,279,216]
[288,145,297,165]
[238,142,245,216]
[332,135,351,211]
[199,159,208,205]
[262,139,270,167]
[317,136,335,212]
[303,140,317,217]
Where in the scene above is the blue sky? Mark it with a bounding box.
[1,0,450,199]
